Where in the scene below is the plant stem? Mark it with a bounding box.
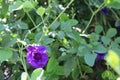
[27,12,37,27]
[48,0,74,29]
[24,15,49,41]
[77,58,83,77]
[110,9,120,20]
[82,14,94,34]
[84,0,93,13]
[17,43,30,80]
[82,2,106,34]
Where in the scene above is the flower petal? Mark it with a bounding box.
[26,45,48,68]
[26,46,36,52]
[36,45,47,53]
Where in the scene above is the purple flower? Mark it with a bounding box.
[95,52,106,60]
[115,25,120,29]
[26,45,48,68]
[101,8,108,15]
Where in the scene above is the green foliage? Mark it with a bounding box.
[61,19,78,32]
[105,50,120,75]
[95,25,103,34]
[84,52,97,66]
[64,57,76,76]
[14,20,28,29]
[0,0,8,18]
[106,28,117,38]
[9,1,23,12]
[0,48,13,62]
[23,1,36,12]
[21,72,28,80]
[101,36,111,45]
[105,0,120,9]
[31,68,44,80]
[102,70,117,80]
[46,58,58,73]
[94,44,107,53]
[0,0,120,79]
[36,6,45,17]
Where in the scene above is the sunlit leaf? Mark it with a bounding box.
[105,50,120,75]
[36,6,45,17]
[31,68,44,80]
[9,1,23,12]
[0,48,13,62]
[21,72,28,80]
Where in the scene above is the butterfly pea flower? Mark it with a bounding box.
[26,45,48,68]
[115,25,120,29]
[95,52,106,60]
[95,39,107,60]
[101,8,108,15]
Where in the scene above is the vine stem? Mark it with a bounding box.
[48,0,74,29]
[24,0,74,41]
[26,12,37,27]
[17,43,30,80]
[77,58,83,77]
[23,15,50,41]
[110,9,120,20]
[82,2,106,34]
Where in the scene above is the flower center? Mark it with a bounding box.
[33,53,41,60]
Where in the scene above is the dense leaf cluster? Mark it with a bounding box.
[0,0,120,80]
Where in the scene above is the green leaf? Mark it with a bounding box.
[15,20,28,29]
[69,19,78,26]
[84,52,97,66]
[89,33,99,42]
[106,28,117,38]
[21,72,28,80]
[95,25,103,34]
[58,31,65,39]
[115,37,120,43]
[0,70,4,79]
[31,68,44,80]
[60,13,69,21]
[35,32,43,42]
[0,48,13,62]
[101,36,111,45]
[0,0,8,18]
[36,6,45,17]
[106,0,120,9]
[66,31,86,44]
[5,38,17,47]
[0,23,5,30]
[102,70,117,80]
[55,66,64,75]
[51,21,60,30]
[78,46,85,56]
[23,1,34,12]
[64,57,75,77]
[72,67,79,80]
[61,21,71,32]
[94,44,107,53]
[111,42,119,48]
[81,64,93,73]
[61,19,78,32]
[46,74,58,80]
[43,36,55,44]
[105,50,120,75]
[9,1,23,12]
[47,58,58,73]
